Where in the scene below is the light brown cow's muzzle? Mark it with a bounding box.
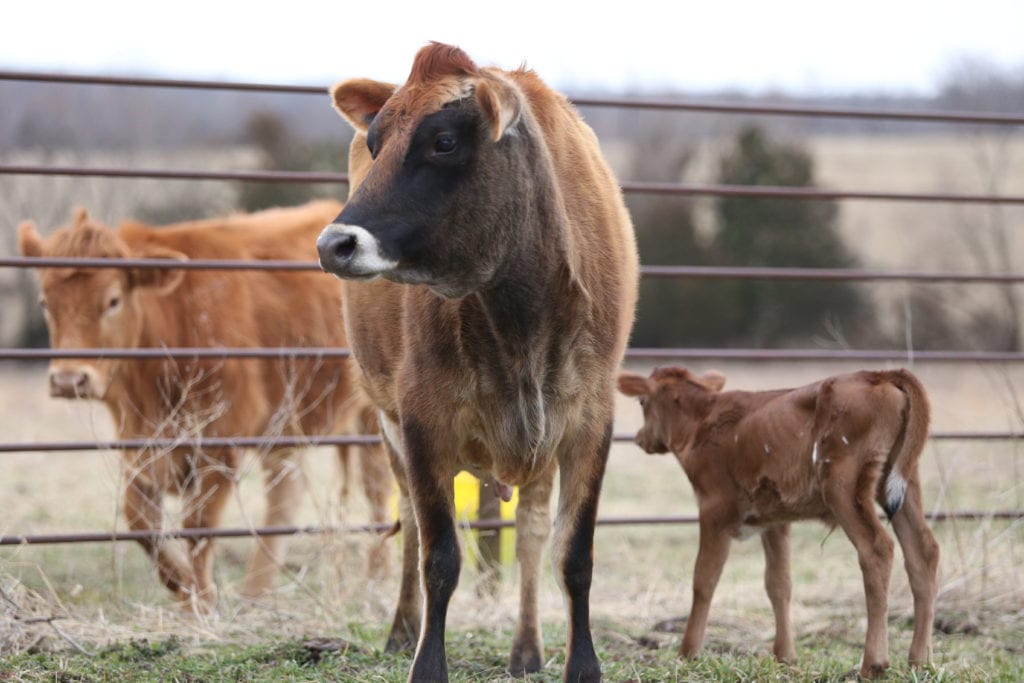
[49,369,93,399]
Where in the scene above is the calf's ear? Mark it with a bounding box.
[130,245,188,295]
[617,372,652,397]
[475,77,521,142]
[330,78,397,133]
[17,221,43,257]
[697,370,726,392]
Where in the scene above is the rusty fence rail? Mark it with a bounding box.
[4,69,1024,126]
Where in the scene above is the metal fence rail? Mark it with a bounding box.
[2,510,1020,547]
[1,68,1022,555]
[4,69,1024,126]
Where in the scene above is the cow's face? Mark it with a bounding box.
[318,43,533,299]
[17,211,185,400]
[618,367,726,454]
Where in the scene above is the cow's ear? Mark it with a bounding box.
[617,372,652,398]
[697,370,726,393]
[17,221,44,257]
[130,245,188,295]
[475,78,520,142]
[329,78,397,133]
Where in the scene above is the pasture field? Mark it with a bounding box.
[2,360,1023,680]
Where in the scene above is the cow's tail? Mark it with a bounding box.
[880,369,931,519]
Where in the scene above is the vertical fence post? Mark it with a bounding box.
[476,480,502,596]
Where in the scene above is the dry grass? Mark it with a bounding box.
[1,359,1022,676]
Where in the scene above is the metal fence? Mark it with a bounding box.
[1,70,1023,548]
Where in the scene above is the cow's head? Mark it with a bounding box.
[17,209,186,400]
[318,42,534,299]
[617,366,726,454]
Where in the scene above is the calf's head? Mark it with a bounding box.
[617,366,726,454]
[318,42,534,299]
[17,209,186,400]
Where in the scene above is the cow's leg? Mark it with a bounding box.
[679,502,735,658]
[550,421,612,683]
[241,449,303,598]
[402,419,459,682]
[181,448,237,609]
[123,470,195,603]
[889,478,939,666]
[381,416,422,653]
[508,463,555,677]
[762,523,796,663]
[823,461,894,678]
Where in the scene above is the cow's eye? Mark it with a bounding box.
[638,397,647,408]
[106,296,121,312]
[433,132,457,155]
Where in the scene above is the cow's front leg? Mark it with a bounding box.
[509,463,556,676]
[551,421,612,683]
[402,418,459,683]
[181,448,237,610]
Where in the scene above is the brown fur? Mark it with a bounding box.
[325,43,639,682]
[17,201,392,609]
[618,367,940,678]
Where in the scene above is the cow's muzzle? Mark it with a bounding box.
[49,369,93,399]
[317,223,397,280]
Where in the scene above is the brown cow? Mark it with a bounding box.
[17,201,392,610]
[617,366,939,678]
[317,43,639,681]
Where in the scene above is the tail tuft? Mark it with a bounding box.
[883,471,907,519]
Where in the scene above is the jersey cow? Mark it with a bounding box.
[618,367,939,678]
[17,201,391,610]
[317,44,639,681]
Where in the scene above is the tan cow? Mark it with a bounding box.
[17,201,392,610]
[618,366,939,678]
[317,43,639,681]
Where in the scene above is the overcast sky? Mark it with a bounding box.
[3,0,1023,95]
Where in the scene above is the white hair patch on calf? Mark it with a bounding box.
[812,442,819,465]
[883,471,907,519]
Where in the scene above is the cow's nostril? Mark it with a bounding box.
[333,233,357,260]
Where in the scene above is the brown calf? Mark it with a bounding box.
[18,201,391,610]
[317,43,638,682]
[618,366,939,678]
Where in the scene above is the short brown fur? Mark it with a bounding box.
[618,367,939,678]
[18,201,392,609]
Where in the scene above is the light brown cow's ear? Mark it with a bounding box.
[130,245,188,295]
[617,372,652,397]
[698,370,726,392]
[17,221,43,257]
[475,77,520,142]
[329,78,397,133]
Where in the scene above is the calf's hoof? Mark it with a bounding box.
[859,660,890,679]
[384,627,418,654]
[508,640,543,677]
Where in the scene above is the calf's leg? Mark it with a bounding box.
[508,464,555,677]
[761,524,796,663]
[889,478,939,666]
[680,504,734,658]
[550,421,613,683]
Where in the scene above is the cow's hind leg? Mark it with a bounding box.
[381,423,422,653]
[508,463,555,677]
[888,477,939,666]
[182,448,237,609]
[241,449,303,598]
[823,457,894,678]
[551,421,613,683]
[762,523,796,663]
[123,470,195,604]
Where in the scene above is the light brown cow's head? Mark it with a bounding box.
[317,42,537,299]
[617,366,726,454]
[17,209,186,400]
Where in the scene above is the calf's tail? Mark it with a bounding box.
[880,370,931,518]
